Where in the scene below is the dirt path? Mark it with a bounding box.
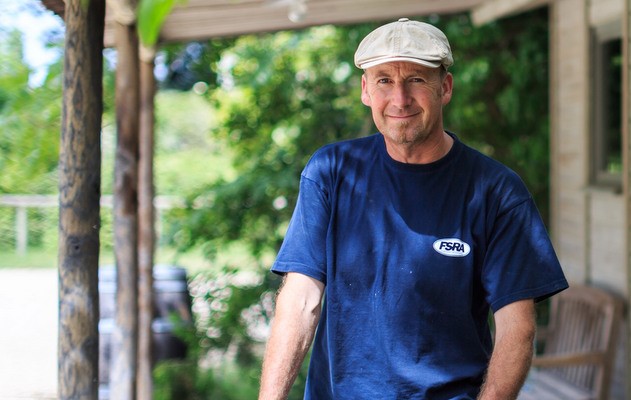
[0,269,57,399]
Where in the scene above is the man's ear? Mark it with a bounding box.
[361,74,372,107]
[441,72,453,106]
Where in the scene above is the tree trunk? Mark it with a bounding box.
[110,20,140,400]
[137,54,156,400]
[57,0,105,399]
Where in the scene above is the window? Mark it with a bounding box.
[591,24,622,187]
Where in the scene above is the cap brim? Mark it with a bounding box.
[357,56,443,70]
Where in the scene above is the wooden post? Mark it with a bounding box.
[624,0,631,397]
[57,0,105,398]
[137,46,156,400]
[110,1,140,398]
[15,206,27,255]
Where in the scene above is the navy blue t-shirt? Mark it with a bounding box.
[272,133,568,399]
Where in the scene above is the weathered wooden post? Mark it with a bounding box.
[109,0,140,399]
[626,1,631,398]
[625,0,631,397]
[15,206,27,255]
[137,45,156,400]
[57,0,105,398]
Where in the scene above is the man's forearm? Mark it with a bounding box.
[258,314,315,399]
[259,273,324,400]
[478,331,533,399]
[478,300,535,400]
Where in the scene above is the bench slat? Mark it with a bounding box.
[519,370,594,400]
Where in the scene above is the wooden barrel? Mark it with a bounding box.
[98,265,192,397]
[98,264,192,321]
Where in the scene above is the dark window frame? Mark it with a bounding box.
[591,22,622,189]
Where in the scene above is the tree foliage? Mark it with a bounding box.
[0,29,63,193]
[165,24,378,260]
[167,9,551,263]
[443,9,551,222]
[159,40,234,91]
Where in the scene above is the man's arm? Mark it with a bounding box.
[259,272,325,400]
[478,299,536,400]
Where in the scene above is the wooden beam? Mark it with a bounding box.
[471,0,548,26]
[44,0,490,46]
[57,0,105,398]
[104,0,486,46]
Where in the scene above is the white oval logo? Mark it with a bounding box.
[433,238,471,257]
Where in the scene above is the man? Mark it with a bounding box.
[259,18,568,400]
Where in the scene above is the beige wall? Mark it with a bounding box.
[550,0,628,398]
[550,0,591,284]
[588,190,627,292]
[550,0,628,295]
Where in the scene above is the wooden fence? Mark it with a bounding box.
[0,194,183,254]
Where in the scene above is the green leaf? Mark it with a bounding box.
[137,0,187,47]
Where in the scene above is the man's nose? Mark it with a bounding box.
[390,83,412,107]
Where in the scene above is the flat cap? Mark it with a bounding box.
[354,18,453,70]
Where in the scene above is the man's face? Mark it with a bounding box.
[361,61,453,148]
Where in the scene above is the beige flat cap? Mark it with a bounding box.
[354,18,454,70]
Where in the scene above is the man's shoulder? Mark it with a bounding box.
[308,134,380,165]
[317,134,380,154]
[457,139,522,180]
[455,138,532,206]
[303,134,380,182]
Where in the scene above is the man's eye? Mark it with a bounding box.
[410,78,425,83]
[377,78,390,84]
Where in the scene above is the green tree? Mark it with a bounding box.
[443,9,551,223]
[0,29,63,193]
[166,24,376,259]
[169,9,551,262]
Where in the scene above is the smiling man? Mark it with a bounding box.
[258,18,568,400]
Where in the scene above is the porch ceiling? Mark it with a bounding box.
[471,0,548,25]
[43,0,514,46]
[111,0,487,44]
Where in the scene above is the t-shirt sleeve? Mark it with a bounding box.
[271,174,330,284]
[482,197,569,312]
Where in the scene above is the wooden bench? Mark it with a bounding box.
[518,284,624,400]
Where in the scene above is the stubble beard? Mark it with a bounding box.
[387,120,431,146]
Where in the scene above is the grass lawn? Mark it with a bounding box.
[0,248,57,269]
[0,246,213,271]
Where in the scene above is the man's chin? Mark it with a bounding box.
[385,129,428,146]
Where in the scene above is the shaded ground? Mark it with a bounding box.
[0,269,57,399]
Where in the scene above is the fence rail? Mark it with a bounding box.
[0,194,184,254]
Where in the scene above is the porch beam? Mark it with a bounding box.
[47,0,493,46]
[471,0,548,26]
[103,0,486,46]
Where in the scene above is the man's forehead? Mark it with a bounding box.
[365,61,437,76]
